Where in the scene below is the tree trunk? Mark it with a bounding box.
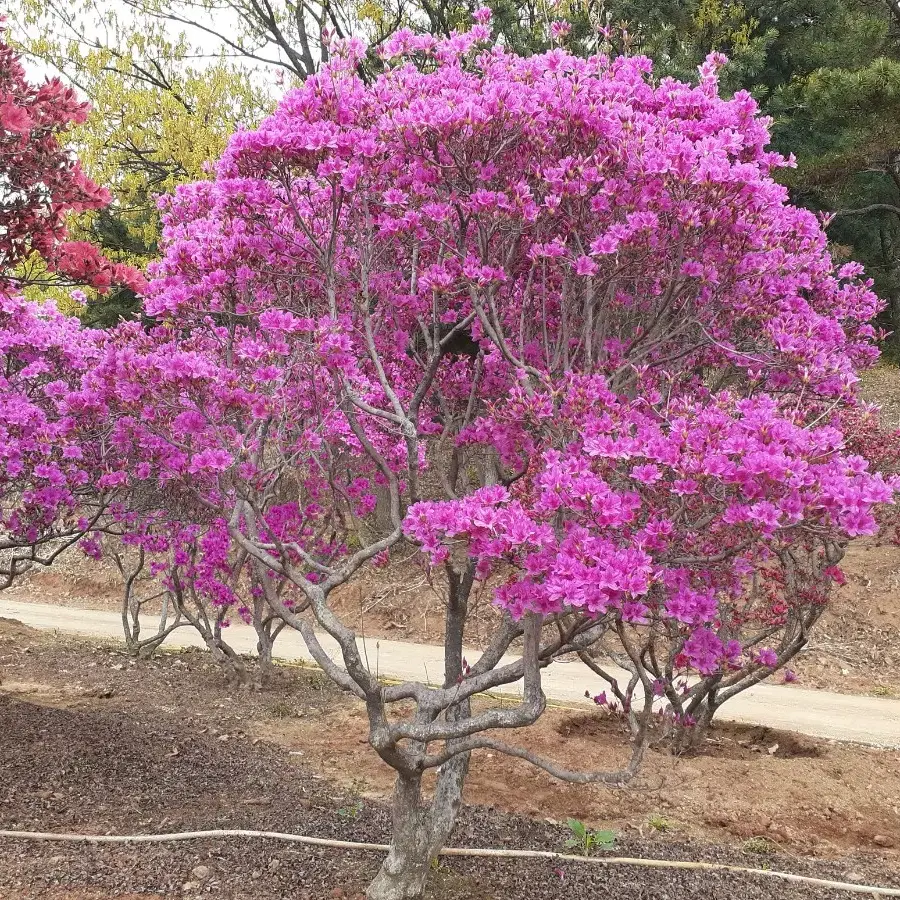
[198,624,250,687]
[255,621,275,687]
[367,756,469,900]
[367,774,431,900]
[210,638,250,687]
[671,701,716,753]
[367,563,475,899]
[121,590,175,659]
[257,633,273,684]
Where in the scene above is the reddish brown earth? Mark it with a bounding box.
[791,538,900,696]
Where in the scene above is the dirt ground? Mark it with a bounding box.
[1,618,899,900]
[861,362,900,427]
[790,538,900,695]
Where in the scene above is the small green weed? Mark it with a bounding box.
[564,818,616,856]
[336,799,364,820]
[742,836,778,855]
[646,813,676,832]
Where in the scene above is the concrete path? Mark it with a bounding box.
[1,598,898,749]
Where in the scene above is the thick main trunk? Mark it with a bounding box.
[255,623,275,688]
[671,701,716,753]
[367,757,469,900]
[367,774,431,900]
[426,752,469,860]
[368,563,474,899]
[199,627,250,687]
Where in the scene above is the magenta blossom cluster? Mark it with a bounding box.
[0,293,109,550]
[405,381,894,675]
[146,24,880,411]
[6,20,891,686]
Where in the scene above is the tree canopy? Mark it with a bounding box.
[2,15,899,900]
[10,0,900,338]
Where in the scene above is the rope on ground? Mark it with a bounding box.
[0,828,897,896]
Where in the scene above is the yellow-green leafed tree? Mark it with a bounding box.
[11,3,275,323]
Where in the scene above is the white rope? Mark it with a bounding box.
[0,828,897,895]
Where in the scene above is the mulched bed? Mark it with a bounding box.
[1,694,898,900]
[1,622,899,899]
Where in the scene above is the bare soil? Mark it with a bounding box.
[861,363,900,428]
[1,619,899,899]
[792,538,900,696]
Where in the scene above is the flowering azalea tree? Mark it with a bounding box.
[0,293,116,586]
[61,16,893,900]
[0,25,148,585]
[81,309,329,679]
